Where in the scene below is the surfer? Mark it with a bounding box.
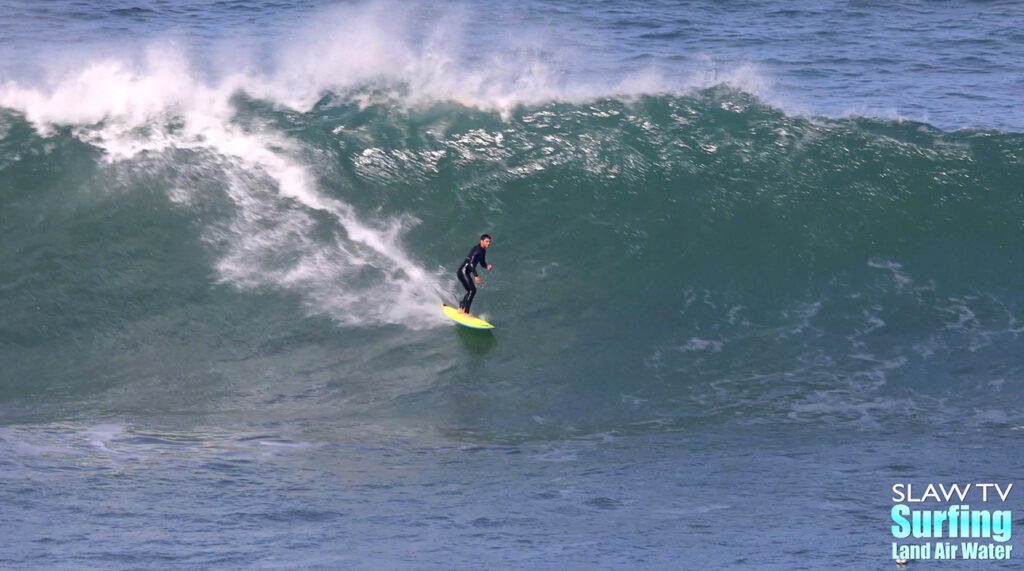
[457,234,492,317]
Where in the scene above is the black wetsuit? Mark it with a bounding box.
[457,244,488,313]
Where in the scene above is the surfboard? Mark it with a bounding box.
[442,304,494,330]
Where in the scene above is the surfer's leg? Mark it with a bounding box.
[457,266,476,313]
[461,286,476,314]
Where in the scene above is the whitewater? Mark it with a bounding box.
[2,1,1023,568]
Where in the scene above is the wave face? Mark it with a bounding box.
[2,78,1023,435]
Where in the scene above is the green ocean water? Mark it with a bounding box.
[3,1,1024,568]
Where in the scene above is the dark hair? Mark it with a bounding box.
[480,234,491,241]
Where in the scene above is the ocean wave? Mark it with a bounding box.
[2,68,1023,433]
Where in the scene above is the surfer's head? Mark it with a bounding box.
[480,234,491,248]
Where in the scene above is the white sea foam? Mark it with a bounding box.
[676,337,725,353]
[84,423,127,453]
[867,257,913,290]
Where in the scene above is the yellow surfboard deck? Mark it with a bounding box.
[442,304,495,329]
